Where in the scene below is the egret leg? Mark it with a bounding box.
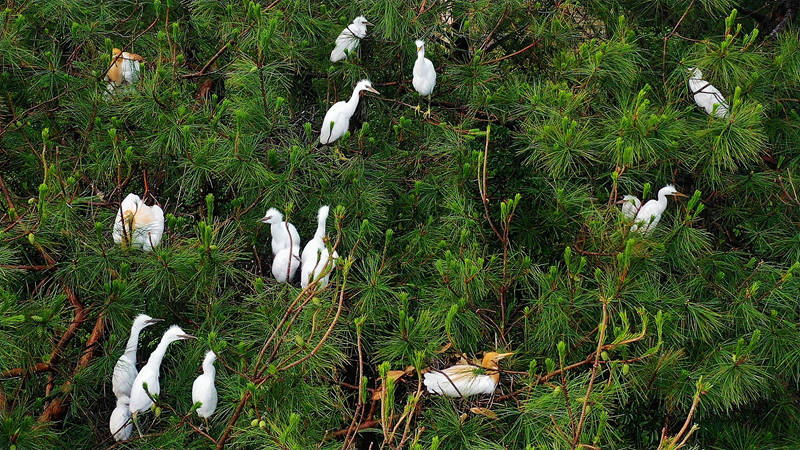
[424,95,432,118]
[204,417,210,430]
[132,412,144,437]
[334,145,348,161]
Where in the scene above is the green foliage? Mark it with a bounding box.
[0,1,799,449]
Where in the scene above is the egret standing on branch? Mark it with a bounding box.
[192,350,218,423]
[423,352,513,397]
[330,16,373,63]
[259,207,300,256]
[112,314,163,400]
[630,185,686,234]
[412,40,436,118]
[128,326,196,421]
[688,68,729,118]
[319,79,380,145]
[301,206,338,288]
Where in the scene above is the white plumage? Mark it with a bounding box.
[618,194,641,220]
[630,185,685,234]
[109,395,133,442]
[120,57,141,84]
[319,79,380,145]
[688,68,729,118]
[301,206,338,288]
[192,350,218,419]
[423,352,512,398]
[112,314,163,399]
[128,326,196,415]
[330,16,373,62]
[113,193,165,251]
[260,207,301,256]
[272,246,301,283]
[412,40,436,118]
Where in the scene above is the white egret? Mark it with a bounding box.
[617,194,641,220]
[112,314,163,399]
[113,193,165,251]
[319,79,380,145]
[330,16,373,63]
[412,40,436,118]
[688,68,729,118]
[300,206,339,288]
[128,326,196,416]
[423,352,513,397]
[630,185,686,234]
[105,48,144,94]
[192,350,218,421]
[259,207,300,256]
[272,245,301,283]
[109,395,133,442]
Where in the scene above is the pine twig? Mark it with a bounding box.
[572,303,608,447]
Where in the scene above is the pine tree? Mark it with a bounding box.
[1,0,799,448]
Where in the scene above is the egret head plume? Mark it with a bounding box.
[355,79,379,95]
[132,314,163,331]
[659,184,686,198]
[260,207,283,224]
[353,16,373,26]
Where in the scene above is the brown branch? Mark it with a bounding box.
[657,389,703,450]
[572,303,608,447]
[481,5,510,51]
[1,362,51,378]
[478,125,503,242]
[328,418,384,438]
[662,0,695,82]
[481,39,540,65]
[216,390,250,450]
[39,299,106,423]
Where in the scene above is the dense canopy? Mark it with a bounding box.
[1,0,799,448]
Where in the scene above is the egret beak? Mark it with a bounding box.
[615,199,625,205]
[179,333,198,340]
[365,86,380,95]
[495,352,514,360]
[674,192,688,198]
[259,216,272,223]
[365,21,375,26]
[417,46,422,53]
[145,318,164,325]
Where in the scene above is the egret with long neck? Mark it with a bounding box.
[128,326,196,419]
[319,79,380,145]
[112,314,163,399]
[412,39,436,118]
[301,205,338,288]
[192,350,218,423]
[631,185,685,234]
